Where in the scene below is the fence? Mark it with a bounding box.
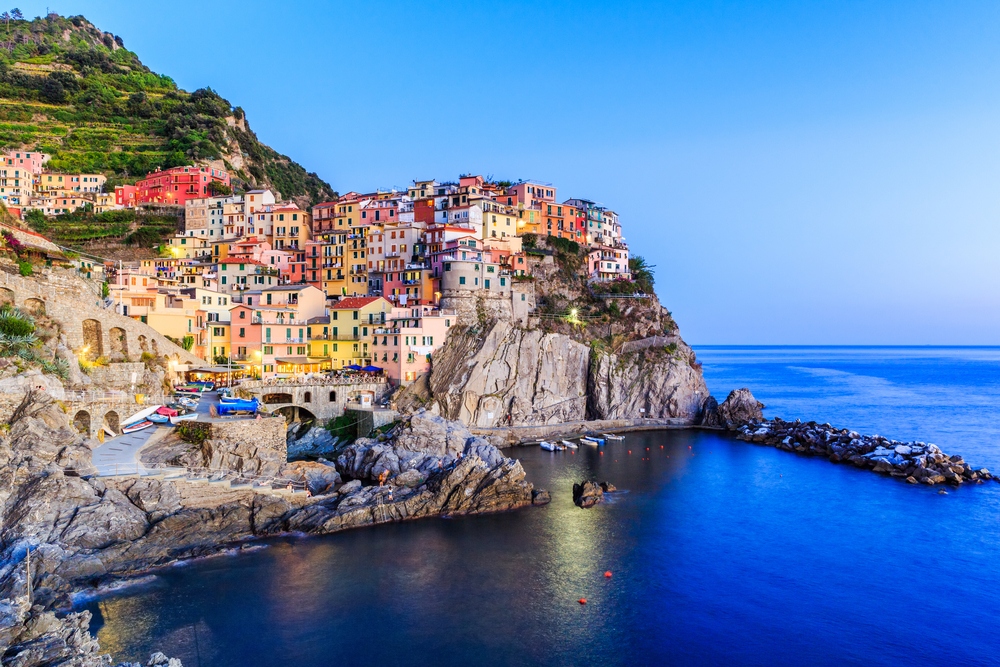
[61,390,168,404]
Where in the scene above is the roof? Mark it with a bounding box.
[307,316,330,324]
[329,296,386,310]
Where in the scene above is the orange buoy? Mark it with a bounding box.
[600,452,603,456]
[604,571,612,578]
[578,598,587,605]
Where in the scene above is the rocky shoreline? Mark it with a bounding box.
[735,418,996,486]
[0,399,547,666]
[702,388,997,487]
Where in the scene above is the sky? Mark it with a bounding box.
[19,1,1000,344]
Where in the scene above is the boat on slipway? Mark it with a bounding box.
[120,405,161,429]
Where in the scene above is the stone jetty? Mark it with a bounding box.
[735,418,995,486]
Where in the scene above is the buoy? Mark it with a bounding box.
[688,446,692,449]
[604,571,612,578]
[646,448,649,451]
[628,450,631,454]
[600,452,603,456]
[578,598,587,605]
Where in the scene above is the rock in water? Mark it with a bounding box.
[573,480,604,508]
[716,388,765,428]
[697,395,722,426]
[599,481,617,492]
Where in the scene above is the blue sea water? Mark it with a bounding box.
[80,347,1000,666]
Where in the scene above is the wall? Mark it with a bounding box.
[238,379,391,422]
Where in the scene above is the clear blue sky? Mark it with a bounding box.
[23,1,1000,344]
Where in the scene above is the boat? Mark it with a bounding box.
[122,419,154,434]
[580,436,602,446]
[102,426,117,439]
[602,433,625,441]
[170,413,198,424]
[120,405,162,428]
[148,413,170,424]
[173,385,204,395]
[539,441,559,451]
[189,381,215,390]
[211,399,261,417]
[561,440,578,449]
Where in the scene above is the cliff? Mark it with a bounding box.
[412,237,709,428]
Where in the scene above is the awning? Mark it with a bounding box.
[274,356,331,364]
[345,364,363,370]
[361,365,382,372]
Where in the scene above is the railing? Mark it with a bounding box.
[241,376,387,389]
[61,391,168,403]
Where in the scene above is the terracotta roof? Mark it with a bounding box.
[329,296,386,310]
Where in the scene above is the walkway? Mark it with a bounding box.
[92,423,165,476]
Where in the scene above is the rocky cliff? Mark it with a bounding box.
[423,318,708,428]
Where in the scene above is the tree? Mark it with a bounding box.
[1,12,9,34]
[629,256,655,295]
[181,335,194,351]
[10,8,22,21]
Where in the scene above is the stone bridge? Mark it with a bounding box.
[238,378,391,423]
[0,270,201,366]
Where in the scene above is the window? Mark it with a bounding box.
[329,391,336,401]
[304,392,312,403]
[459,276,466,285]
[239,328,245,337]
[264,346,273,354]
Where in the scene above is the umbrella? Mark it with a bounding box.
[345,364,363,371]
[361,365,382,372]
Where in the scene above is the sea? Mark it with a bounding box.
[79,346,1000,666]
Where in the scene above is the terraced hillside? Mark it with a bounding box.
[0,12,334,207]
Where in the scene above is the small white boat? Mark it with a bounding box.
[580,437,600,446]
[602,433,625,441]
[561,440,578,449]
[102,426,117,439]
[148,413,170,424]
[539,441,559,451]
[122,419,154,434]
[170,413,198,425]
[120,405,162,428]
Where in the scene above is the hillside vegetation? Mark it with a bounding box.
[0,12,334,206]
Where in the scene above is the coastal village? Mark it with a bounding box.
[0,150,635,386]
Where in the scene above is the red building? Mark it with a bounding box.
[115,165,230,208]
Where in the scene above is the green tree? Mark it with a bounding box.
[181,335,194,351]
[629,256,655,294]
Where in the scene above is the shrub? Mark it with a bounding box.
[522,233,537,249]
[17,260,32,276]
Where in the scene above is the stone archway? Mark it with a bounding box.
[138,335,149,354]
[22,298,44,315]
[82,320,103,360]
[275,405,316,423]
[0,287,13,306]
[73,410,91,435]
[103,410,120,435]
[108,327,128,361]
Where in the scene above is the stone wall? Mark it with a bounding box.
[88,363,155,391]
[0,271,201,368]
[196,416,287,475]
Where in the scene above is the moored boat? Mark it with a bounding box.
[120,405,161,428]
[561,440,578,449]
[539,441,559,451]
[602,433,625,440]
[122,419,154,434]
[580,436,601,446]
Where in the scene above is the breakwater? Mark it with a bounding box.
[736,418,996,486]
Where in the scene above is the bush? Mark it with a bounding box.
[17,260,32,276]
[521,233,537,249]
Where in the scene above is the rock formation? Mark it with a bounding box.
[704,388,765,428]
[572,480,604,508]
[425,320,708,428]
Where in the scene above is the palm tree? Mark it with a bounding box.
[629,256,656,295]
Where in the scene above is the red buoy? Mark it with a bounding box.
[628,450,632,454]
[688,446,692,449]
[578,598,587,605]
[604,571,612,578]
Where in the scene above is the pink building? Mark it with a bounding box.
[3,151,49,174]
[371,307,455,384]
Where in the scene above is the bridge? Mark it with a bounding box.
[238,376,392,423]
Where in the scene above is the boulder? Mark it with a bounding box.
[717,388,765,428]
[572,480,604,508]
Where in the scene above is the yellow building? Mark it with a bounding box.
[320,196,367,298]
[482,200,518,241]
[309,296,392,369]
[94,192,116,213]
[206,321,231,362]
[167,235,212,260]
